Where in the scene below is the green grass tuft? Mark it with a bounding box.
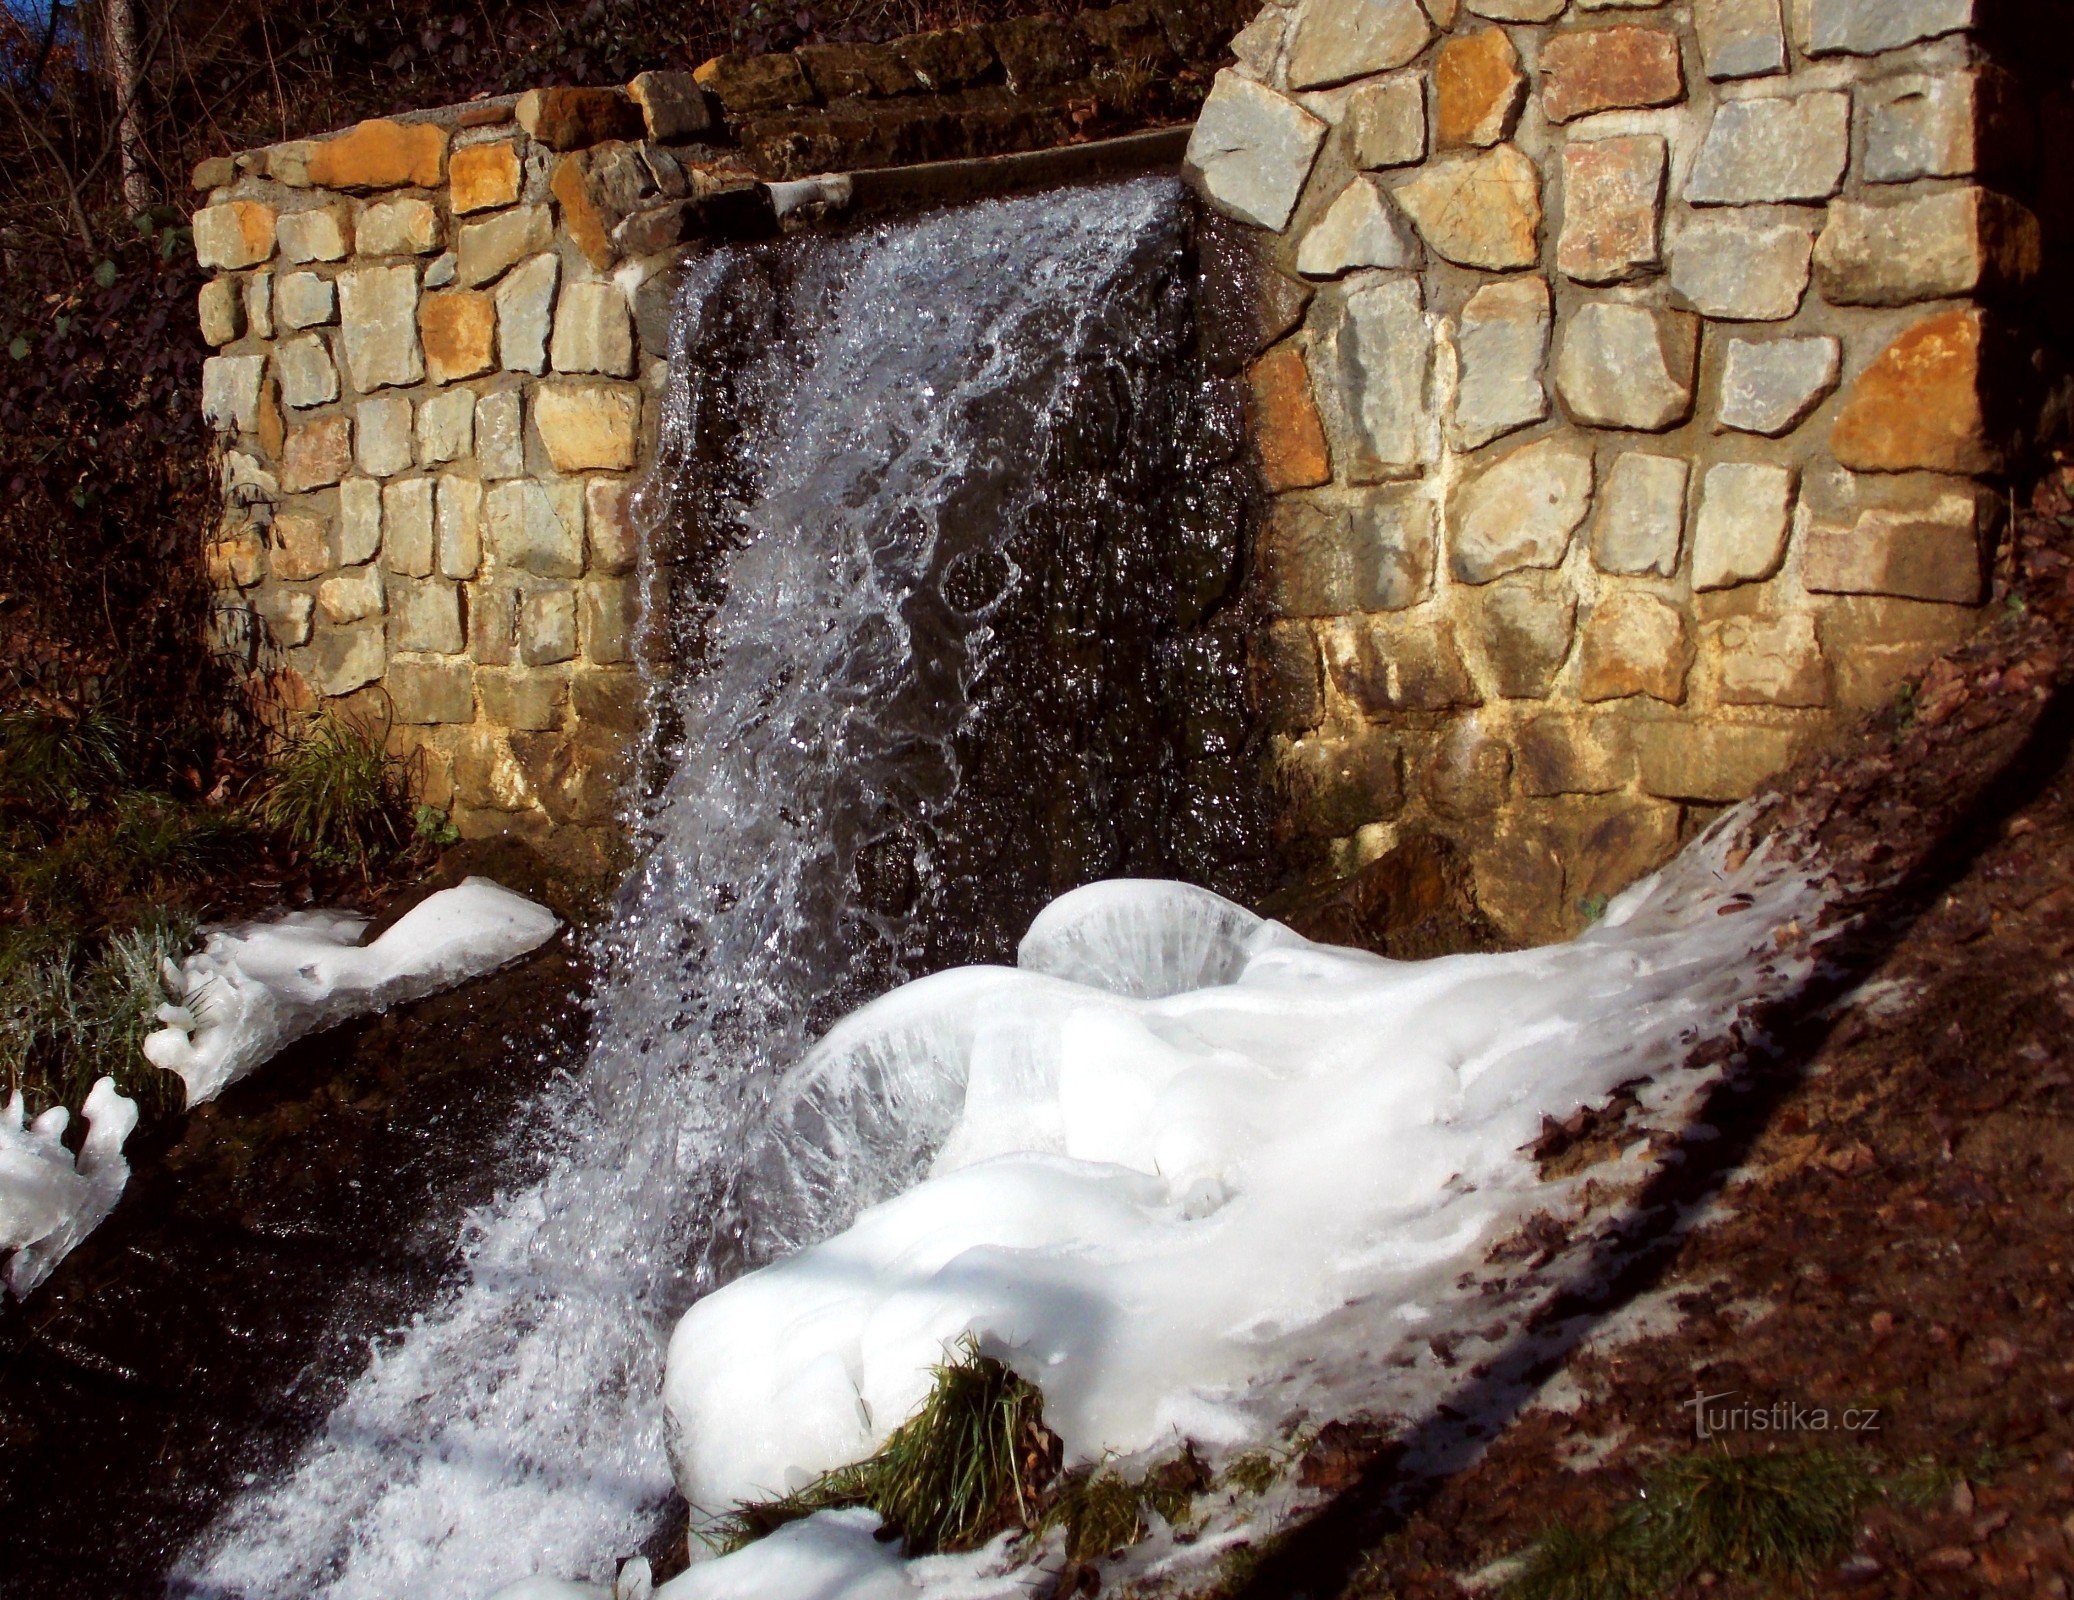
[708,1337,1058,1558]
[256,711,414,872]
[1505,1446,1948,1600]
[0,913,193,1117]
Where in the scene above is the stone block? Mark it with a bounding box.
[355,394,414,477]
[487,480,585,578]
[450,141,522,214]
[194,201,276,270]
[276,271,336,330]
[1806,0,1974,57]
[1540,27,1685,124]
[191,156,236,191]
[1463,0,1565,17]
[1296,176,1421,278]
[338,476,382,565]
[1861,68,2024,184]
[317,563,385,625]
[1185,73,1329,233]
[1558,135,1666,285]
[1706,613,1827,706]
[693,51,816,113]
[276,333,338,409]
[1716,335,1840,436]
[1667,215,1813,321]
[467,583,517,666]
[415,386,474,466]
[1464,573,1578,698]
[1435,27,1525,149]
[1691,461,1795,590]
[1347,74,1426,169]
[271,505,332,581]
[520,587,579,667]
[1284,0,1433,91]
[1517,714,1630,795]
[201,354,264,434]
[243,271,274,340]
[380,476,435,577]
[303,119,446,190]
[1635,720,1802,802]
[255,588,314,648]
[1323,615,1479,713]
[1310,275,1434,483]
[420,289,496,385]
[1260,490,1435,614]
[550,281,635,377]
[516,85,646,149]
[390,659,475,724]
[437,476,484,580]
[1687,92,1850,205]
[1255,621,1324,733]
[337,264,423,391]
[282,415,353,492]
[1579,590,1694,702]
[1556,302,1699,432]
[477,389,526,480]
[1694,0,1787,79]
[276,205,352,265]
[199,277,245,345]
[1813,189,2039,307]
[207,527,265,589]
[534,381,641,473]
[457,205,555,289]
[551,143,661,272]
[1816,595,1980,709]
[1392,144,1541,271]
[494,252,559,376]
[302,622,387,697]
[390,577,464,654]
[1422,717,1513,819]
[479,667,568,732]
[580,577,638,664]
[1246,342,1333,491]
[1830,309,1992,476]
[1802,488,1988,604]
[1449,435,1595,583]
[585,478,639,574]
[1276,733,1402,838]
[892,25,995,92]
[630,71,716,142]
[1449,276,1550,451]
[356,196,440,257]
[1592,452,1689,576]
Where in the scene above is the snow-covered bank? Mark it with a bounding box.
[647,817,1827,1594]
[1,1076,136,1296]
[144,879,562,1105]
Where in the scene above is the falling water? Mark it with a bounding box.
[177,176,1266,1598]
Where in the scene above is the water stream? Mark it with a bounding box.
[177,176,1266,1599]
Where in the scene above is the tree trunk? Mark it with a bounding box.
[104,0,151,214]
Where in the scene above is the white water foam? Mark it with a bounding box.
[178,179,1189,1600]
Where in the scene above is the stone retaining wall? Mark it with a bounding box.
[1186,0,2065,940]
[189,1,1252,856]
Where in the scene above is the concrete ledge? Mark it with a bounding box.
[838,125,1193,218]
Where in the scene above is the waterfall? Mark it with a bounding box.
[176,175,1264,1599]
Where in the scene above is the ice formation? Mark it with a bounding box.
[143,879,561,1105]
[486,1512,918,1600]
[664,834,1826,1522]
[0,1075,137,1296]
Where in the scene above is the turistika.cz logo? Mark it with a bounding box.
[1681,1390,1884,1441]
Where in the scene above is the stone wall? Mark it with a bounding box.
[189,1,1253,855]
[1186,0,2062,941]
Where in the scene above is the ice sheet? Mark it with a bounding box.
[143,878,561,1105]
[0,1075,136,1296]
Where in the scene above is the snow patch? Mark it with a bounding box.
[0,1075,136,1296]
[143,879,561,1105]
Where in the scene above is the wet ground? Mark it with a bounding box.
[0,940,591,1599]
